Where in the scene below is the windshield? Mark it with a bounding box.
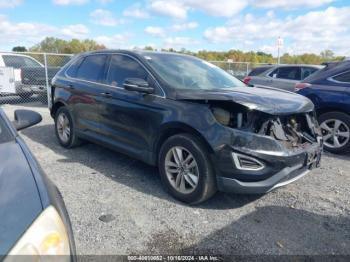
[143,53,245,90]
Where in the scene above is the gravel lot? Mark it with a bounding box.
[2,103,350,256]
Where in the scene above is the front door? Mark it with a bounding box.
[99,54,163,160]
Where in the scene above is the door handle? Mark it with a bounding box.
[101,92,112,98]
[67,84,75,90]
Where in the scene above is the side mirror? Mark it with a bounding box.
[123,78,154,94]
[13,110,42,131]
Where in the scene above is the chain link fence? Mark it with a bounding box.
[0,51,274,107]
[210,61,273,80]
[0,52,73,106]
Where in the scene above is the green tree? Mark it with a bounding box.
[30,37,106,54]
[12,46,27,52]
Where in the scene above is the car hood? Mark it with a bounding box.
[173,86,314,115]
[0,141,42,255]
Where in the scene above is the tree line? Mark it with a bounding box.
[12,37,345,65]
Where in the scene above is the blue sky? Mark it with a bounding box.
[0,0,349,56]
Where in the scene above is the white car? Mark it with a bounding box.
[0,53,43,98]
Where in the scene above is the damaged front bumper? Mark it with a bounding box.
[213,128,322,194]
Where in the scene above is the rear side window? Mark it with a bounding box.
[333,71,350,83]
[3,55,41,68]
[76,55,107,82]
[276,67,301,80]
[301,67,318,80]
[248,67,271,76]
[107,55,148,87]
[66,57,84,78]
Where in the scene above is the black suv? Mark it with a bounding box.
[51,50,322,204]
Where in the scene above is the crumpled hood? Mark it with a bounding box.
[174,86,314,115]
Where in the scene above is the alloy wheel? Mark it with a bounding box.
[164,146,199,194]
[320,119,350,149]
[56,112,71,143]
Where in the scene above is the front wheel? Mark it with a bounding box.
[319,112,350,154]
[54,107,82,148]
[158,133,217,204]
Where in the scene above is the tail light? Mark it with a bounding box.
[243,76,251,85]
[295,82,311,92]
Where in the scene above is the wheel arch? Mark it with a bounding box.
[154,122,215,161]
[316,107,350,119]
[51,100,67,118]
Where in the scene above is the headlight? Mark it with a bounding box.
[5,206,70,261]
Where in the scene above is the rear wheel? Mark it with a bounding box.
[319,112,350,154]
[158,133,217,204]
[54,107,81,148]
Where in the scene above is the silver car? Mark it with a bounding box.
[244,64,323,92]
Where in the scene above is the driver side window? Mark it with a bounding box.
[107,55,148,88]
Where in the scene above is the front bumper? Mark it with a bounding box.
[213,129,322,194]
[217,164,311,194]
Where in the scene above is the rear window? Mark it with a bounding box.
[76,55,107,82]
[301,67,318,80]
[0,117,13,144]
[333,71,350,83]
[3,55,42,68]
[248,67,271,76]
[66,57,84,78]
[276,67,301,80]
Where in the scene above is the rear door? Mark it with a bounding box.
[250,67,276,87]
[65,54,109,137]
[330,70,350,111]
[271,66,302,91]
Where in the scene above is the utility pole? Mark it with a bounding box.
[277,36,283,64]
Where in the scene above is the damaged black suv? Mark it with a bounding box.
[50,50,322,204]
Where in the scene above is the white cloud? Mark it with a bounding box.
[253,0,334,9]
[149,1,188,19]
[0,0,22,8]
[204,7,350,56]
[90,9,123,26]
[97,0,113,4]
[53,0,88,5]
[183,0,247,17]
[148,0,247,19]
[0,15,91,49]
[94,34,131,48]
[0,15,56,48]
[172,21,198,31]
[144,26,165,37]
[164,37,200,48]
[123,3,150,19]
[61,24,89,38]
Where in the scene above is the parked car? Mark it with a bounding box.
[0,108,75,260]
[50,50,322,204]
[296,60,350,154]
[244,64,323,91]
[0,53,62,99]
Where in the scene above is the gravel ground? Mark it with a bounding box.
[2,103,350,256]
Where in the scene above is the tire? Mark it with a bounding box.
[158,133,217,204]
[54,107,82,148]
[319,111,350,154]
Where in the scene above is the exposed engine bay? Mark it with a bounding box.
[209,101,320,149]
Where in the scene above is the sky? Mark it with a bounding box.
[0,0,349,56]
